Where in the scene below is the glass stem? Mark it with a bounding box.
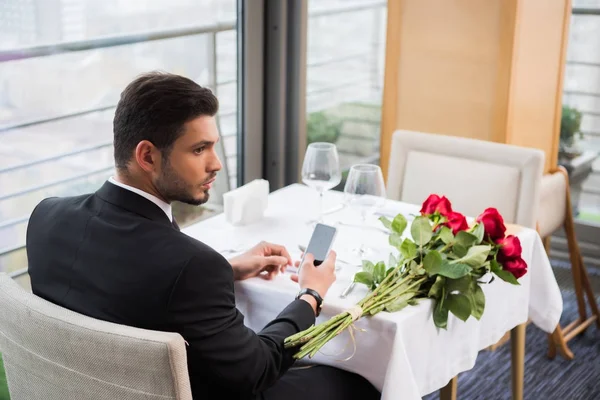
[318,190,325,223]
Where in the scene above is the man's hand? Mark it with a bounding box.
[228,241,293,281]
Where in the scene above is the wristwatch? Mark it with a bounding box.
[296,288,323,317]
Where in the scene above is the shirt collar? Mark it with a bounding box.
[108,177,173,222]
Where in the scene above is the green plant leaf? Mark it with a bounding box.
[374,261,386,283]
[390,281,411,297]
[389,253,399,268]
[470,285,485,320]
[428,261,472,279]
[455,245,491,267]
[423,250,443,274]
[453,243,468,258]
[446,276,472,293]
[354,271,374,287]
[386,267,396,277]
[386,291,416,312]
[369,304,386,315]
[389,233,403,248]
[438,226,454,244]
[392,214,408,235]
[428,275,445,298]
[400,239,417,259]
[493,268,520,285]
[471,223,485,244]
[379,216,393,230]
[446,293,471,322]
[361,260,375,275]
[455,231,479,248]
[433,299,449,329]
[411,216,433,245]
[408,299,420,306]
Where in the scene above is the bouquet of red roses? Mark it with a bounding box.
[284,194,527,359]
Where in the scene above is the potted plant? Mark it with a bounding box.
[307,110,343,145]
[559,105,584,159]
[558,105,598,216]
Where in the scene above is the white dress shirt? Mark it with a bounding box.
[108,176,173,222]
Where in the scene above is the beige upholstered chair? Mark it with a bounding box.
[0,274,192,400]
[538,167,600,360]
[386,130,545,229]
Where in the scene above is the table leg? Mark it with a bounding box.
[439,376,457,400]
[511,323,526,400]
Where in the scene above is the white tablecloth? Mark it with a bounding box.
[183,184,563,399]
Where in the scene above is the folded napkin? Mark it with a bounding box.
[223,179,269,225]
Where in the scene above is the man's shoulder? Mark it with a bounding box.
[29,193,95,221]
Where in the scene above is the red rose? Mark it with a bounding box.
[444,211,469,234]
[501,257,528,279]
[476,208,506,241]
[497,235,522,261]
[421,194,453,216]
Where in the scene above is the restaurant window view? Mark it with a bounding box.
[0,1,599,399]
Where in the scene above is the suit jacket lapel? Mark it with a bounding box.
[95,181,173,228]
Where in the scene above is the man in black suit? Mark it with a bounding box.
[26,72,380,400]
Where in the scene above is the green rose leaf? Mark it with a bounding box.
[490,259,520,285]
[428,261,472,279]
[400,239,417,260]
[493,268,520,285]
[369,304,386,315]
[379,216,393,230]
[354,271,374,287]
[471,223,485,244]
[446,275,472,293]
[446,293,472,322]
[374,261,386,283]
[389,233,403,248]
[423,250,443,274]
[386,267,396,277]
[453,243,468,258]
[456,245,491,267]
[411,216,433,245]
[390,281,411,297]
[392,214,408,235]
[433,299,449,329]
[362,260,375,275]
[455,231,479,248]
[438,226,454,244]
[386,291,416,312]
[428,275,445,298]
[470,285,486,320]
[389,253,399,268]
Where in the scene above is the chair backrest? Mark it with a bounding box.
[537,168,568,238]
[387,130,545,228]
[0,274,192,400]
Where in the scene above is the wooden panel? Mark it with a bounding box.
[379,0,571,179]
[506,0,571,172]
[380,0,402,181]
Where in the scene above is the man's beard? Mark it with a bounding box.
[154,159,213,206]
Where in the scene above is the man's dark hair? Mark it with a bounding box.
[113,71,219,170]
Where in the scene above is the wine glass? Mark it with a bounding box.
[301,143,342,224]
[343,164,386,259]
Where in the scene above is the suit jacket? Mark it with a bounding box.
[26,181,315,399]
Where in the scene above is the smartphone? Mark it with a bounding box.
[301,223,337,267]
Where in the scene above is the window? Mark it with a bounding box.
[305,0,387,177]
[0,0,240,276]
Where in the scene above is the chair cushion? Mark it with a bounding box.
[537,172,567,237]
[401,150,520,222]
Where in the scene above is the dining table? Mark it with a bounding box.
[182,183,563,400]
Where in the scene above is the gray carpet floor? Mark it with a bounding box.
[424,261,600,400]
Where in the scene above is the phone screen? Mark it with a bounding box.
[302,223,337,266]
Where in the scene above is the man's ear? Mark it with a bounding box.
[134,140,160,173]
